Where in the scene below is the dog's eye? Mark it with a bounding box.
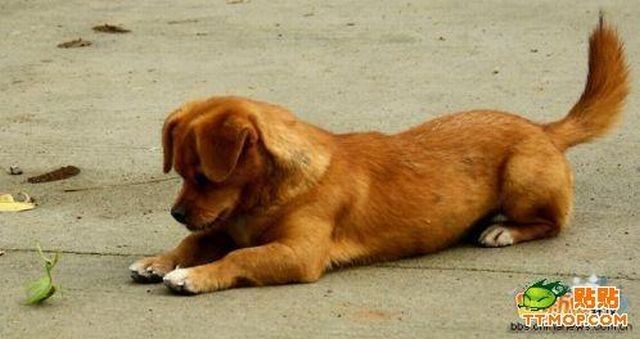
[194,173,209,187]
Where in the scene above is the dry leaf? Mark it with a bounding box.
[27,165,80,183]
[57,38,92,48]
[92,24,131,34]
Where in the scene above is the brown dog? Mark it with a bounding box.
[130,18,628,294]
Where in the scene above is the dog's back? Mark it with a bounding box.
[326,16,629,262]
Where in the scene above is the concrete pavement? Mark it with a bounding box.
[1,0,638,337]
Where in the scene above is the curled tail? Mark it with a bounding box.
[544,15,630,151]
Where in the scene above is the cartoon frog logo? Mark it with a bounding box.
[518,279,570,311]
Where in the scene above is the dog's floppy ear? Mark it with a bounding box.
[162,105,189,173]
[162,109,182,173]
[196,115,257,182]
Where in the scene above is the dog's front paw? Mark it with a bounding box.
[163,268,199,295]
[129,256,177,283]
[479,225,514,247]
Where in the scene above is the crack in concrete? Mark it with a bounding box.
[1,248,152,257]
[4,248,637,282]
[377,263,639,281]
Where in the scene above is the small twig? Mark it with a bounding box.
[63,177,179,193]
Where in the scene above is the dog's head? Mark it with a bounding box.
[162,97,331,231]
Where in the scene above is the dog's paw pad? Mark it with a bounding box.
[479,225,514,247]
[163,268,196,295]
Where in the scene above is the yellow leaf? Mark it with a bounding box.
[0,193,36,212]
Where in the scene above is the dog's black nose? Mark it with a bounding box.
[171,205,187,224]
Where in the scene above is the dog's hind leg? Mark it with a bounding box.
[479,138,573,247]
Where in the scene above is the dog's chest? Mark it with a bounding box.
[226,215,259,247]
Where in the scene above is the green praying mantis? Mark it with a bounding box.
[25,243,60,305]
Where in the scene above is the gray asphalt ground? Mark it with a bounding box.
[1,0,638,338]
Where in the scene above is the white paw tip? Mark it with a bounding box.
[129,261,145,273]
[163,268,189,286]
[479,225,514,247]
